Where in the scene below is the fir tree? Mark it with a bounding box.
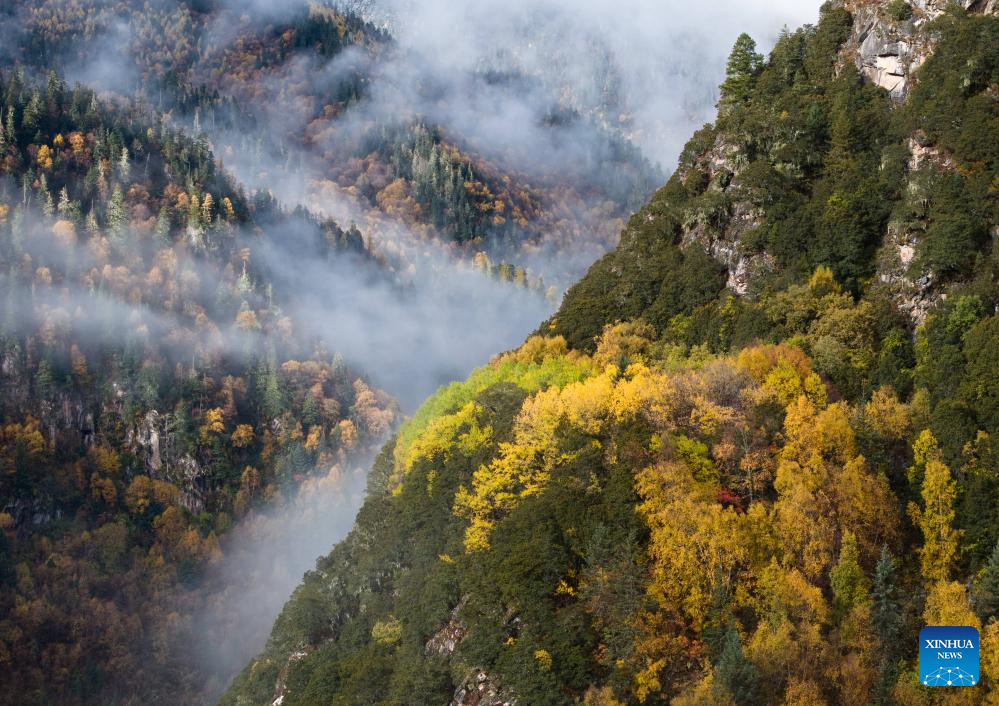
[976,539,999,622]
[117,146,131,183]
[713,625,759,703]
[154,206,171,244]
[830,530,870,624]
[872,546,902,648]
[871,546,903,704]
[302,391,321,429]
[21,89,41,133]
[39,175,54,217]
[4,107,14,146]
[719,33,763,115]
[106,185,127,240]
[86,208,100,235]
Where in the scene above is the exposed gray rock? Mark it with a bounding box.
[713,241,775,297]
[840,0,998,101]
[172,455,206,513]
[270,648,311,706]
[130,410,164,471]
[842,2,924,100]
[636,1,994,321]
[425,596,468,658]
[676,133,770,296]
[917,0,999,17]
[450,670,516,706]
[876,220,937,326]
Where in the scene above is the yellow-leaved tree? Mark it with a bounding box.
[455,370,617,551]
[908,430,960,583]
[774,397,898,580]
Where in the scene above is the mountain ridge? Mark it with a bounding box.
[220,1,999,704]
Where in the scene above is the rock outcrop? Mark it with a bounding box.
[425,596,469,658]
[449,671,516,706]
[839,0,998,100]
[673,0,995,326]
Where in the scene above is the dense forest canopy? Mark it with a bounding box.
[1,0,997,705]
[0,0,679,702]
[0,65,400,703]
[2,0,664,289]
[221,2,999,705]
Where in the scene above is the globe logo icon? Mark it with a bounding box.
[919,626,979,688]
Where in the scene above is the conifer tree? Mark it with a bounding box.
[871,546,902,648]
[107,185,127,238]
[719,33,763,115]
[713,625,759,703]
[117,146,131,183]
[21,90,41,133]
[4,107,14,146]
[154,206,171,244]
[86,208,100,235]
[302,391,321,429]
[976,539,999,622]
[39,175,54,217]
[909,431,959,582]
[830,530,869,624]
[871,546,903,703]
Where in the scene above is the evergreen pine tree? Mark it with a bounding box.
[713,625,759,703]
[117,146,130,184]
[830,530,870,624]
[976,539,999,622]
[154,206,171,244]
[106,185,127,243]
[871,546,904,703]
[39,175,54,217]
[21,89,41,132]
[4,107,14,146]
[57,187,70,216]
[302,391,321,429]
[86,208,100,235]
[719,33,763,115]
[56,187,80,223]
[872,546,902,647]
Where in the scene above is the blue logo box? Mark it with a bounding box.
[919,626,979,686]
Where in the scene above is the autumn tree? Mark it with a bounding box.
[908,430,959,583]
[774,398,897,580]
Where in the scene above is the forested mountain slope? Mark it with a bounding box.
[0,4,672,699]
[0,71,397,704]
[4,0,661,288]
[221,2,999,705]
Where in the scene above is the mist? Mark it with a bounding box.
[196,0,824,403]
[1,1,829,702]
[189,456,374,702]
[253,235,553,410]
[341,0,823,169]
[175,3,830,694]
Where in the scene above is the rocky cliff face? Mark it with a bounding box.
[449,671,514,706]
[678,133,772,297]
[843,0,996,324]
[677,0,996,327]
[841,0,997,100]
